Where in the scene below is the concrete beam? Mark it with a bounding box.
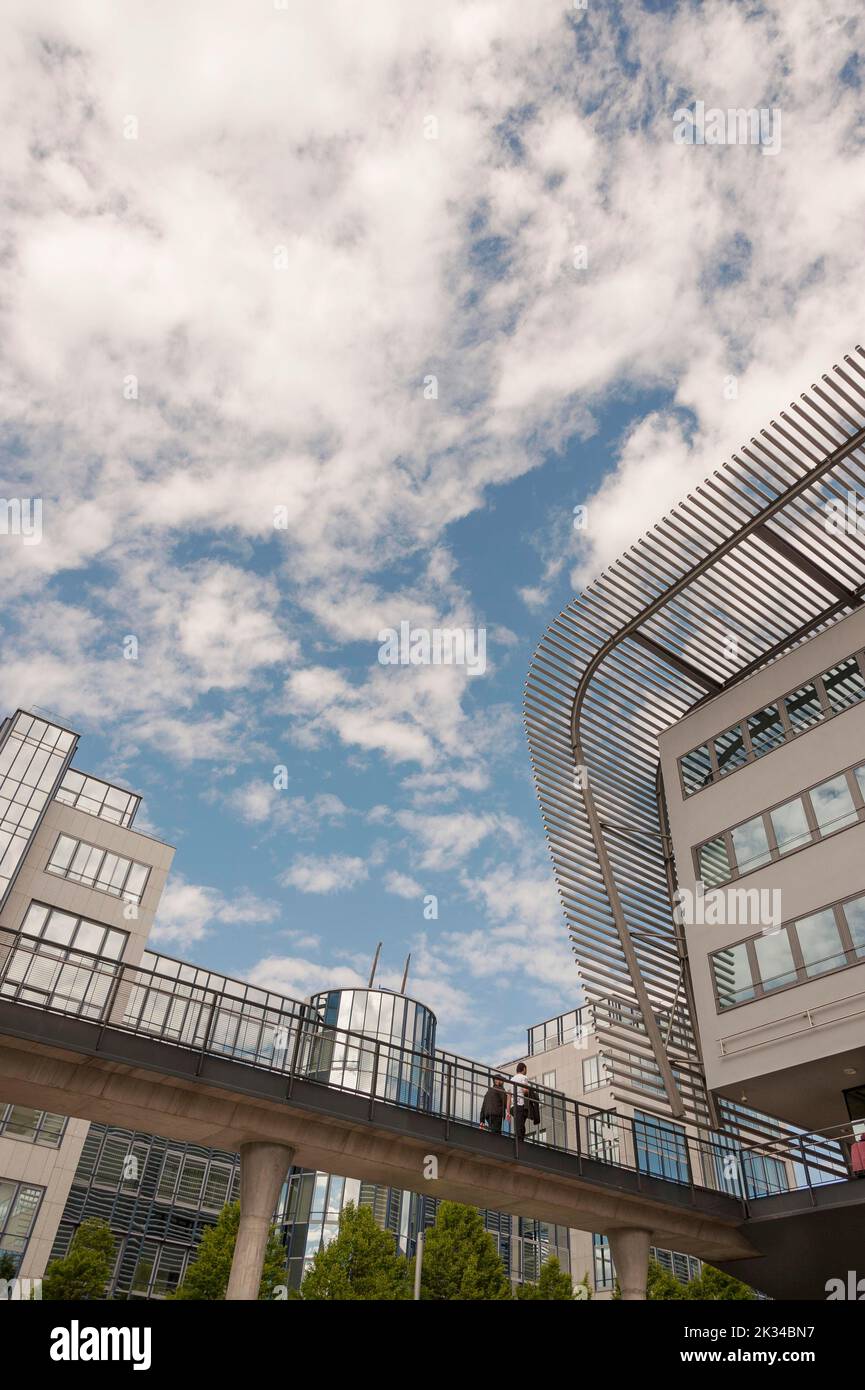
[0,1031,757,1264]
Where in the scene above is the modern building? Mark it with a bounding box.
[525,346,865,1178]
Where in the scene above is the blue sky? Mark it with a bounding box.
[1,0,864,1062]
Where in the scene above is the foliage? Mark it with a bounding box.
[419,1202,511,1301]
[42,1218,116,1300]
[299,1202,411,1301]
[172,1202,286,1300]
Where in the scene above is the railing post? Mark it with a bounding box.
[196,994,219,1076]
[369,1041,380,1119]
[444,1063,452,1140]
[684,1131,696,1204]
[631,1116,641,1191]
[574,1099,583,1176]
[285,1008,306,1099]
[95,961,126,1051]
[798,1135,816,1207]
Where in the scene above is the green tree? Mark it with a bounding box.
[0,1252,17,1281]
[172,1202,286,1300]
[300,1202,410,1300]
[419,1202,511,1301]
[516,1254,582,1300]
[685,1263,756,1301]
[42,1218,115,1300]
[646,1258,688,1300]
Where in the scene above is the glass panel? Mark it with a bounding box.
[769,799,812,854]
[747,704,785,758]
[754,931,797,992]
[712,944,754,1007]
[124,863,149,903]
[74,921,105,955]
[843,895,865,958]
[202,1166,231,1210]
[784,682,823,733]
[5,1106,39,1140]
[176,1158,206,1205]
[681,745,713,795]
[48,835,77,873]
[42,911,77,946]
[822,657,865,714]
[698,836,732,888]
[730,815,772,875]
[714,726,748,776]
[796,909,848,977]
[809,774,858,836]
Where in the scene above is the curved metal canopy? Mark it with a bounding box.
[525,346,865,1130]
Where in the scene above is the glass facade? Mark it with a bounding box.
[306,989,437,1109]
[0,712,76,907]
[527,1007,588,1055]
[46,833,150,905]
[55,770,140,828]
[1,903,128,1017]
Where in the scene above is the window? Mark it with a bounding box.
[698,836,732,888]
[582,1056,604,1092]
[753,931,797,992]
[821,657,865,714]
[0,713,75,904]
[784,682,823,733]
[843,895,865,958]
[0,1179,44,1270]
[769,799,812,854]
[681,745,713,795]
[541,1070,556,1089]
[593,1234,614,1291]
[747,704,785,758]
[1,904,128,1018]
[808,773,858,836]
[796,909,847,978]
[0,1104,66,1147]
[634,1112,689,1183]
[46,833,150,905]
[730,815,772,875]
[55,770,139,827]
[712,944,754,1009]
[714,725,748,776]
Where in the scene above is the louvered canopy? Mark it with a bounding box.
[525,347,865,1129]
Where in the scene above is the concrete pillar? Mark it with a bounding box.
[226,1141,295,1301]
[608,1227,651,1301]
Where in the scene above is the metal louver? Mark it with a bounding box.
[525,347,865,1130]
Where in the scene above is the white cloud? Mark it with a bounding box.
[150,878,280,949]
[279,853,369,894]
[383,869,424,899]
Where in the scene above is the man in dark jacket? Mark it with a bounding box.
[480,1075,508,1134]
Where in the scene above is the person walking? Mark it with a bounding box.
[507,1062,530,1141]
[480,1075,508,1134]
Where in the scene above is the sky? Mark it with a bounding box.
[1,0,864,1064]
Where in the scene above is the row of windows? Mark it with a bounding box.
[0,713,74,905]
[0,1178,44,1269]
[55,769,139,828]
[1,903,128,1019]
[711,890,865,1009]
[527,1008,588,1055]
[696,757,865,888]
[46,833,150,905]
[0,1103,66,1148]
[679,649,865,797]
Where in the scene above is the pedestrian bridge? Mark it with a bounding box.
[0,933,860,1297]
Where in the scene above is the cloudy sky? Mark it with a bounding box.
[1,0,864,1061]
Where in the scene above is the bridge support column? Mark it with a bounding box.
[608,1227,651,1301]
[226,1141,295,1301]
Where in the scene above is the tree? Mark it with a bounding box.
[647,1258,688,1300]
[0,1252,17,1281]
[685,1263,756,1301]
[42,1218,115,1300]
[172,1202,286,1300]
[300,1202,410,1300]
[419,1202,511,1301]
[516,1254,582,1300]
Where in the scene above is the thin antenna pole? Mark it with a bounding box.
[400,953,411,995]
[368,942,382,989]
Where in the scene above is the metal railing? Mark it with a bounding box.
[0,931,856,1215]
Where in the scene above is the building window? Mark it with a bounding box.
[711,943,754,1009]
[753,931,797,992]
[633,1112,689,1184]
[55,770,139,827]
[768,799,812,854]
[730,815,772,875]
[0,1179,44,1272]
[678,645,865,796]
[697,835,731,888]
[0,1104,66,1148]
[157,1151,237,1213]
[582,1056,604,1092]
[541,1070,556,1089]
[808,773,858,837]
[46,833,150,905]
[593,1233,614,1291]
[1,903,128,1018]
[796,909,847,978]
[0,713,75,905]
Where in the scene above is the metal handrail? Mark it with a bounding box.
[0,930,854,1205]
